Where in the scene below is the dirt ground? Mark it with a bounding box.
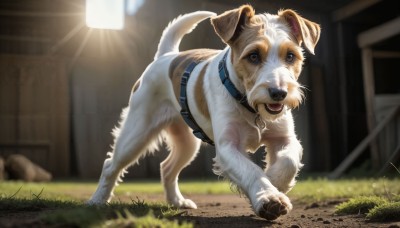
[174,194,400,228]
[1,193,400,228]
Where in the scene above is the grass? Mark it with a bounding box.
[0,180,232,201]
[289,178,400,202]
[0,193,188,227]
[335,196,388,214]
[366,201,400,221]
[334,196,400,222]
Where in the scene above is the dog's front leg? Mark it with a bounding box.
[214,124,292,220]
[264,135,303,193]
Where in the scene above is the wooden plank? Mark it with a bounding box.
[0,10,83,17]
[358,17,400,48]
[310,65,331,169]
[329,106,400,179]
[373,51,400,59]
[0,141,50,147]
[337,23,349,153]
[332,0,382,22]
[361,48,380,168]
[0,35,53,43]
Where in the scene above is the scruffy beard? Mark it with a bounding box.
[257,103,286,121]
[251,90,304,121]
[248,84,304,122]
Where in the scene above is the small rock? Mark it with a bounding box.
[388,225,400,228]
[300,214,306,218]
[305,202,320,209]
[316,217,324,221]
[323,220,331,224]
[290,224,301,228]
[215,202,221,206]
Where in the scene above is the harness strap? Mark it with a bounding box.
[218,52,256,114]
[180,62,214,146]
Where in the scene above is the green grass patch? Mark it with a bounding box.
[1,178,399,203]
[289,178,400,202]
[40,200,187,228]
[335,196,388,214]
[0,188,189,228]
[98,210,192,228]
[366,202,400,222]
[0,180,233,201]
[0,196,188,227]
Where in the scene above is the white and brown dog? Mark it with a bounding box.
[88,5,320,220]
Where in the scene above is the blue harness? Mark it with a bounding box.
[179,51,256,146]
[179,61,215,145]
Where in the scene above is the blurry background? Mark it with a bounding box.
[0,0,399,179]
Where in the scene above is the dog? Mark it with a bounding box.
[88,5,320,220]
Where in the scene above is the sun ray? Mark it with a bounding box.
[48,21,85,55]
[68,28,93,70]
[111,31,136,65]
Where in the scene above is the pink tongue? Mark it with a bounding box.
[268,104,282,111]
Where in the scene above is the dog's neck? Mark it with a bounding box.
[224,49,246,94]
[220,49,257,114]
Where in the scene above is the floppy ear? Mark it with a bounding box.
[279,10,320,54]
[211,5,255,44]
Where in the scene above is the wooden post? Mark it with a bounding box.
[361,48,381,169]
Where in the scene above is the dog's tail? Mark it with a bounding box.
[154,11,216,60]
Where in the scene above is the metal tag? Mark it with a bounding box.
[254,115,266,130]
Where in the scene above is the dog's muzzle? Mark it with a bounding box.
[265,88,287,115]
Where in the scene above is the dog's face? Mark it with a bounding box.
[212,5,320,121]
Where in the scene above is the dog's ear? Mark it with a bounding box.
[279,10,320,55]
[211,5,255,44]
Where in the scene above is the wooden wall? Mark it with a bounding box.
[0,56,69,177]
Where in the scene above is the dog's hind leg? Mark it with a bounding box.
[161,118,201,209]
[88,100,174,205]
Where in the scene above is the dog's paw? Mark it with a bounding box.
[254,191,292,220]
[86,199,105,206]
[86,195,110,205]
[171,198,198,209]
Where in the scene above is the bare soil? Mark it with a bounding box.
[174,194,400,228]
[1,193,400,228]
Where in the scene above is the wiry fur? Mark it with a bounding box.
[88,5,320,221]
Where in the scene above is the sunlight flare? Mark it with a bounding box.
[86,0,125,30]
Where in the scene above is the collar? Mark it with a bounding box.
[218,51,257,114]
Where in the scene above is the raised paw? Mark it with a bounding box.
[255,191,293,220]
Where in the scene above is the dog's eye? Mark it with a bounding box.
[247,52,261,64]
[286,52,295,63]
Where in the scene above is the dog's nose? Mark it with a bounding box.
[268,88,287,101]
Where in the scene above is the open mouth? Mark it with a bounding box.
[265,103,284,115]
